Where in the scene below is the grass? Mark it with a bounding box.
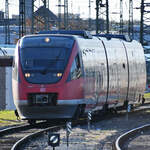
[0,110,16,120]
[144,93,150,98]
[0,110,19,127]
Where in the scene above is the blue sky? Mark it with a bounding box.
[0,0,142,21]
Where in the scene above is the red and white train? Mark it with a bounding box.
[12,31,146,123]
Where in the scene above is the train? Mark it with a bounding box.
[12,30,146,124]
[145,54,150,92]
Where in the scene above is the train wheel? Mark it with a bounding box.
[73,105,85,119]
[102,103,108,113]
[28,119,36,125]
[142,96,145,105]
[110,108,117,114]
[123,100,128,109]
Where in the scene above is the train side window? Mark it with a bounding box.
[70,54,81,80]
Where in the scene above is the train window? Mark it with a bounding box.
[70,54,81,80]
[123,63,125,69]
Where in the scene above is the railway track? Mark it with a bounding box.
[114,124,150,150]
[1,102,150,150]
[0,121,65,150]
[0,118,88,150]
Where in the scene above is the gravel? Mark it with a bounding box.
[21,109,150,150]
[123,127,150,150]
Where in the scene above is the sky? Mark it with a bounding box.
[0,0,144,22]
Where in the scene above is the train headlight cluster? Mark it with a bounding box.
[45,37,50,43]
[25,73,31,78]
[57,73,62,77]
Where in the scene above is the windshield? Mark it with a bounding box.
[20,36,74,84]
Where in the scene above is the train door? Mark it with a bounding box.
[101,39,119,104]
[123,41,138,101]
[95,38,108,107]
[102,38,128,106]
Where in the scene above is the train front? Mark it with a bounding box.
[12,35,84,122]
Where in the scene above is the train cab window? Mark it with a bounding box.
[70,54,81,80]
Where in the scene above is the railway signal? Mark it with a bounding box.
[126,104,131,121]
[88,111,92,132]
[127,104,131,113]
[48,133,60,150]
[66,121,72,147]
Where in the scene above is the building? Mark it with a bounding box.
[0,11,4,20]
[0,11,4,26]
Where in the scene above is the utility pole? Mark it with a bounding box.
[96,0,100,34]
[5,0,10,44]
[89,0,91,30]
[64,0,68,29]
[106,0,109,33]
[120,0,123,34]
[19,0,26,38]
[140,0,150,46]
[96,0,109,34]
[140,0,144,45]
[58,0,62,29]
[128,0,133,38]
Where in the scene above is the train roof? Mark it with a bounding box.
[24,30,132,42]
[94,34,132,42]
[38,30,93,39]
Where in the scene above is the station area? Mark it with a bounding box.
[0,1,150,150]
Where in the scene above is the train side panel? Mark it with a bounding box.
[77,37,108,111]
[100,38,128,107]
[12,32,146,121]
[123,40,146,102]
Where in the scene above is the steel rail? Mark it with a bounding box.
[1,102,150,150]
[11,124,65,150]
[0,124,33,136]
[114,124,150,150]
[0,121,58,150]
[11,119,88,150]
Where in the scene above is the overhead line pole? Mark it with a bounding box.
[96,0,109,34]
[96,0,100,34]
[64,0,68,29]
[140,0,144,45]
[89,0,91,30]
[140,0,150,46]
[58,0,61,29]
[19,0,26,38]
[106,0,109,33]
[120,0,123,34]
[5,0,10,44]
[128,0,133,38]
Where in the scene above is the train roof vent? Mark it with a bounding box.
[38,30,93,39]
[94,34,132,42]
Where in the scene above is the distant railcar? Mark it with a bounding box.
[12,31,146,124]
[145,55,150,92]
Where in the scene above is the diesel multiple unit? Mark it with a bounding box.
[12,31,146,124]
